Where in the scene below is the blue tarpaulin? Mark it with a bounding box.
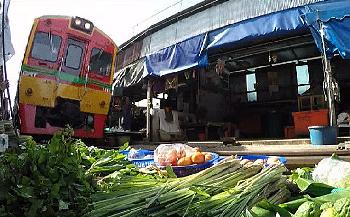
[144,0,350,77]
[144,34,208,77]
[303,0,350,59]
[144,6,309,77]
[206,6,309,52]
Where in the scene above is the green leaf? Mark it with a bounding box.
[331,153,340,160]
[190,186,210,199]
[14,185,34,199]
[315,189,350,203]
[50,183,60,199]
[249,206,276,217]
[295,177,334,196]
[118,142,130,151]
[27,199,43,217]
[37,151,46,164]
[59,200,69,210]
[165,166,177,178]
[280,189,350,213]
[257,200,292,217]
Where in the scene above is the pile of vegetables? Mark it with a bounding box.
[0,129,157,217]
[88,157,291,217]
[247,157,350,217]
[2,127,350,217]
[0,129,93,217]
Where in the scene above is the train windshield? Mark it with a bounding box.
[89,48,112,76]
[31,32,61,62]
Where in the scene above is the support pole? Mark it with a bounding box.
[146,79,152,141]
[319,22,336,126]
[0,66,4,120]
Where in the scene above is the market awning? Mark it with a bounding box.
[303,0,350,59]
[114,58,144,88]
[144,34,208,77]
[206,6,309,52]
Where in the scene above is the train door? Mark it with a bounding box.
[51,37,88,128]
[61,38,86,79]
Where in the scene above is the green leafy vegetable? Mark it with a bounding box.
[294,201,321,217]
[0,128,93,217]
[290,167,334,197]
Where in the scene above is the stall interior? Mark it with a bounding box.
[110,35,350,142]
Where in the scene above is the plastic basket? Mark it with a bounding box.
[237,155,287,166]
[169,153,221,177]
[120,150,154,168]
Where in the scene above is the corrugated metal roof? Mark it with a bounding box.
[140,0,325,57]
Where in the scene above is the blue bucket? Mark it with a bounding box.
[308,126,337,145]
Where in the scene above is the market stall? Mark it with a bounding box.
[111,0,350,144]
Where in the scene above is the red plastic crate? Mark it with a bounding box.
[284,126,295,139]
[292,109,329,136]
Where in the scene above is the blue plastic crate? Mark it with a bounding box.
[120,150,154,168]
[237,155,287,165]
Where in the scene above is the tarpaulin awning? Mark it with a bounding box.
[303,0,350,59]
[206,6,309,52]
[144,34,208,77]
[114,58,144,88]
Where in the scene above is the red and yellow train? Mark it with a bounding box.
[15,16,118,138]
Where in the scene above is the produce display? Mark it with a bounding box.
[251,156,350,217]
[0,129,163,217]
[88,157,290,217]
[0,129,93,217]
[1,128,350,217]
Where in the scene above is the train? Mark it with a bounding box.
[14,16,118,139]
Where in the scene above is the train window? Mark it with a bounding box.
[64,39,83,70]
[31,32,61,62]
[89,48,112,76]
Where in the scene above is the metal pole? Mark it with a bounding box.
[146,79,152,141]
[0,66,4,120]
[319,21,336,126]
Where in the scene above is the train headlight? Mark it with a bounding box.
[71,16,94,34]
[75,19,82,26]
[25,88,33,96]
[84,23,91,30]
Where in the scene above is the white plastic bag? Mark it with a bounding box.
[312,156,350,188]
[154,143,196,166]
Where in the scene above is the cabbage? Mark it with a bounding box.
[294,201,321,217]
[312,156,350,188]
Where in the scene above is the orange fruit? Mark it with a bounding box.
[191,152,205,164]
[177,156,193,166]
[205,154,212,161]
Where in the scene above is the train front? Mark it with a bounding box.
[16,16,118,138]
